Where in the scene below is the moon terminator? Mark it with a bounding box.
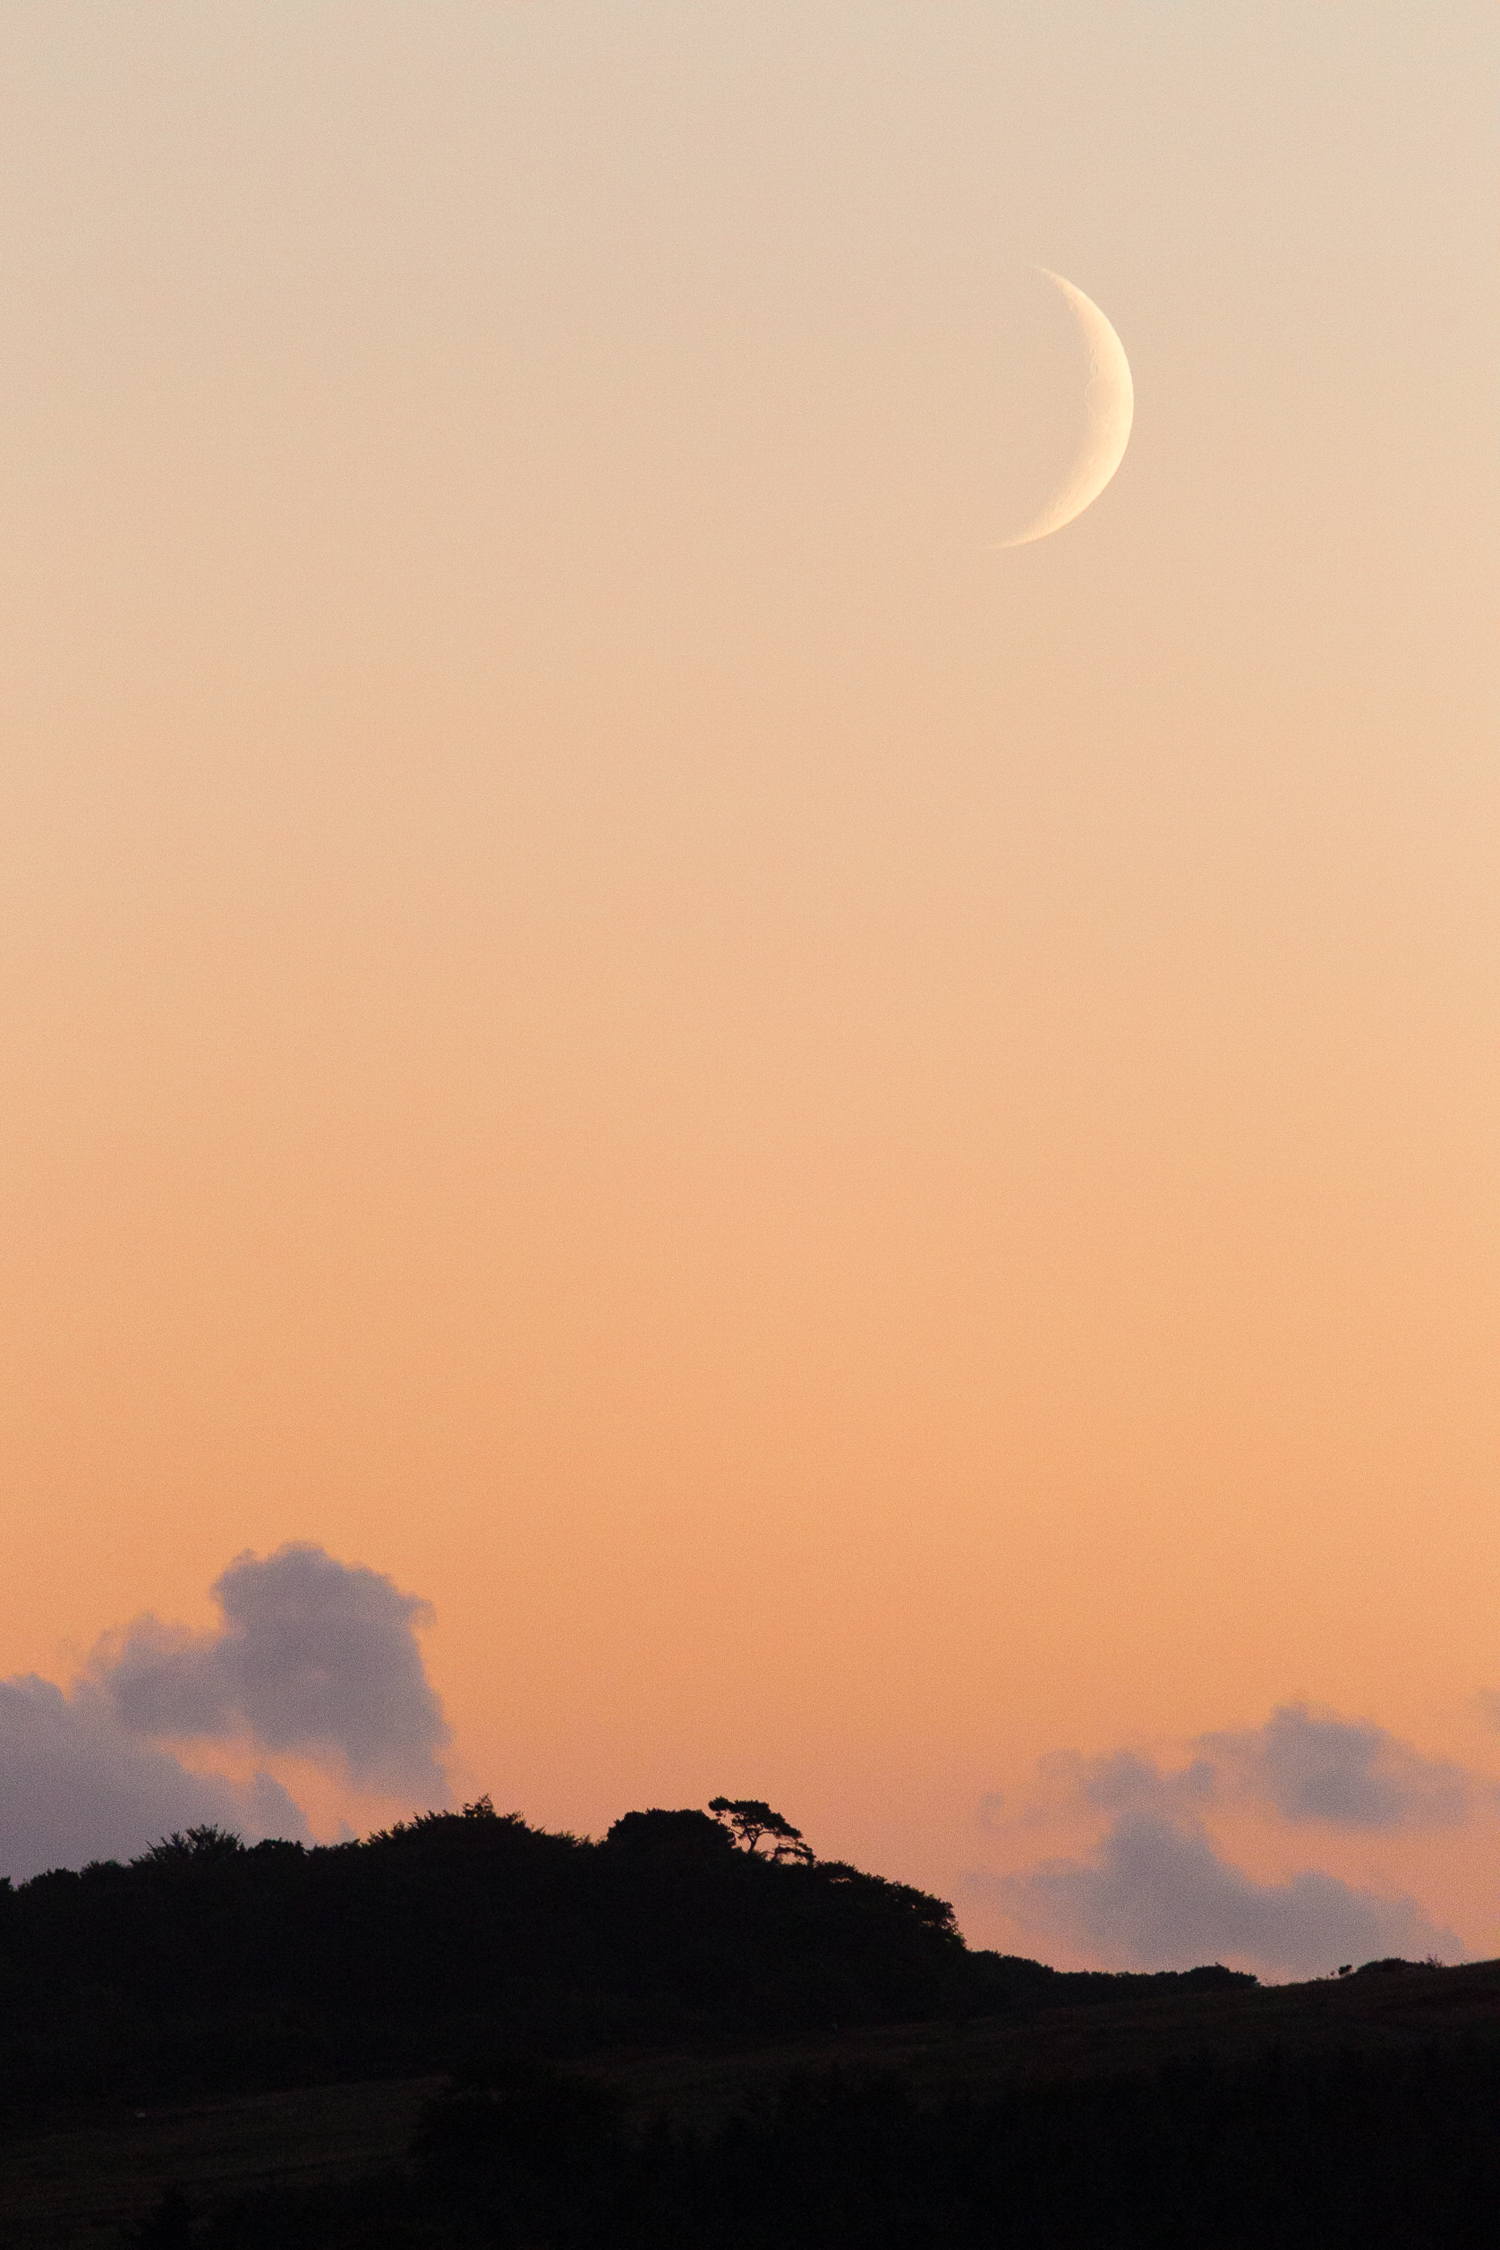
[997,270,1134,548]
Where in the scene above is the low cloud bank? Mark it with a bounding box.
[1,1545,449,1882]
[991,1810,1459,1980]
[0,1674,308,1883]
[982,1700,1478,1979]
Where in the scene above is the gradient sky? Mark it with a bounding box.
[1,1,1497,1969]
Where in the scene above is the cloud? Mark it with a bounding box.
[977,1702,1482,1977]
[91,1543,451,1796]
[1199,1704,1471,1831]
[1022,1706,1474,1837]
[1037,1747,1217,1818]
[992,1811,1459,1980]
[0,1674,308,1884]
[0,1544,451,1881]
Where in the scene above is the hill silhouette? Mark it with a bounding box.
[0,1798,1249,2106]
[10,1798,1494,2246]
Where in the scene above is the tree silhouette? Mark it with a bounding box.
[708,1798,814,1863]
[140,1824,245,1867]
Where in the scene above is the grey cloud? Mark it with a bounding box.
[93,1544,451,1796]
[1038,1747,1217,1817]
[1030,1706,1474,1836]
[1200,1703,1471,1830]
[991,1811,1459,1980]
[0,1674,307,1883]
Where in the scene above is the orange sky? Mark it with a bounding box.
[1,1,1497,1967]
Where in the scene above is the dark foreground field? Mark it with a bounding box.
[7,1957,1500,2248]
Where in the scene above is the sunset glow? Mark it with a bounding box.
[1,0,1496,1981]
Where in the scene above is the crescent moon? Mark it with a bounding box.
[997,270,1134,548]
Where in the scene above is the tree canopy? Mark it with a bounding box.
[708,1798,814,1863]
